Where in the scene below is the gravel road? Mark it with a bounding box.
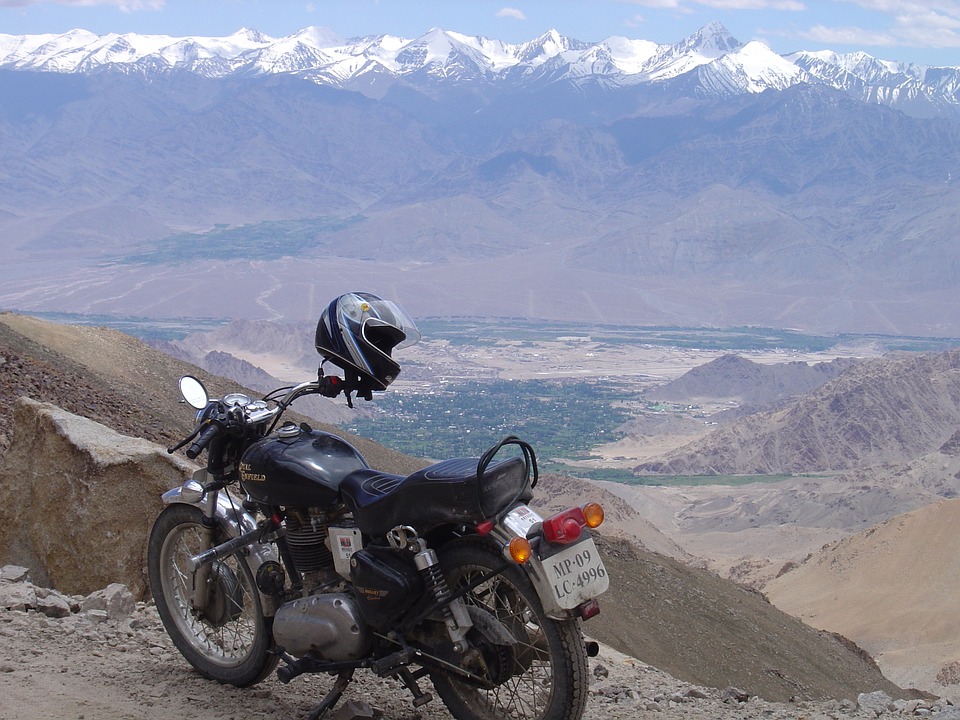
[0,573,956,720]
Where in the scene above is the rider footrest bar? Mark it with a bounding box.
[370,646,414,675]
[276,654,317,684]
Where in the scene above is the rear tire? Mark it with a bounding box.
[147,503,277,686]
[430,541,589,720]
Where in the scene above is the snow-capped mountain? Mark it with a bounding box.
[2,23,960,116]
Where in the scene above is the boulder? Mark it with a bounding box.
[0,582,36,610]
[0,398,195,598]
[35,590,72,618]
[857,690,895,717]
[81,583,136,620]
[0,565,29,583]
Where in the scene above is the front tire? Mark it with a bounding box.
[147,503,277,686]
[430,541,589,720]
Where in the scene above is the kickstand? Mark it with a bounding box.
[396,667,433,708]
[306,669,355,720]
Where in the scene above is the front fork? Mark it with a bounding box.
[160,469,280,617]
[190,484,220,613]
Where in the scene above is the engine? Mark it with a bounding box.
[273,593,371,660]
[270,509,372,661]
[268,508,424,659]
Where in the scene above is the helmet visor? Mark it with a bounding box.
[338,293,421,350]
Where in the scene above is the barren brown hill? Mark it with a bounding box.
[647,353,857,407]
[0,312,423,476]
[764,495,960,702]
[0,312,908,702]
[636,349,960,476]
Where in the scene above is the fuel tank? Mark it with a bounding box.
[239,424,368,507]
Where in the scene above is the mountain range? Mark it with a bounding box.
[2,23,960,335]
[3,22,960,118]
[636,348,960,477]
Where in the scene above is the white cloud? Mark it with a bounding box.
[496,7,526,21]
[0,0,164,9]
[696,0,805,8]
[617,0,803,7]
[840,0,960,12]
[806,0,960,51]
[616,0,683,7]
[800,23,898,46]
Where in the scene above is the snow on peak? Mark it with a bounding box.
[231,28,274,46]
[600,36,660,74]
[290,26,345,49]
[516,29,586,65]
[684,21,742,58]
[0,24,957,112]
[712,41,807,93]
[394,28,485,72]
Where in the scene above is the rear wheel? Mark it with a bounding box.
[430,541,589,720]
[147,503,277,686]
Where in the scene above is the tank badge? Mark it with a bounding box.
[239,462,267,483]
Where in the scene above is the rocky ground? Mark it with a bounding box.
[0,566,955,720]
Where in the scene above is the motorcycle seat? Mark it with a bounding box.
[340,456,530,536]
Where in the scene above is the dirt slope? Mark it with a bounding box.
[588,537,906,702]
[0,312,423,476]
[765,496,960,702]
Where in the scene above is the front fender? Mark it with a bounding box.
[162,470,280,616]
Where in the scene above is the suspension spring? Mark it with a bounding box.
[417,550,456,624]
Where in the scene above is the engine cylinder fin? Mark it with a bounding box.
[285,516,333,572]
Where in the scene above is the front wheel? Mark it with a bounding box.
[147,503,277,686]
[430,541,589,720]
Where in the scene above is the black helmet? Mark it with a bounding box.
[315,292,420,390]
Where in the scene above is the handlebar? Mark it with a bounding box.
[167,372,362,459]
[186,422,220,460]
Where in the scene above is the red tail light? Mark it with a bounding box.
[541,506,587,545]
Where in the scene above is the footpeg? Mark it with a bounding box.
[371,647,414,675]
[276,655,316,684]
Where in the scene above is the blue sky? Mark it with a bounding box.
[1,0,959,67]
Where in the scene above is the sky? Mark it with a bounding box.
[1,0,960,67]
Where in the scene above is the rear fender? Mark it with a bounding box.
[162,469,280,616]
[490,505,609,620]
[488,519,571,620]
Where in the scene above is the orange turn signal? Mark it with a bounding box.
[508,536,532,564]
[582,502,604,529]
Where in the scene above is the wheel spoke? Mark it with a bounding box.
[161,522,259,664]
[444,564,560,719]
[148,505,275,687]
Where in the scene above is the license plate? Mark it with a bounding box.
[542,538,609,609]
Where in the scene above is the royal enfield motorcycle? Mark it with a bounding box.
[147,293,609,720]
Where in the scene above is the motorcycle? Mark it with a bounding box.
[147,296,609,720]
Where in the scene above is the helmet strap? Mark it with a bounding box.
[316,362,374,409]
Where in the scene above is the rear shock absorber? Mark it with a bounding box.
[389,526,472,649]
